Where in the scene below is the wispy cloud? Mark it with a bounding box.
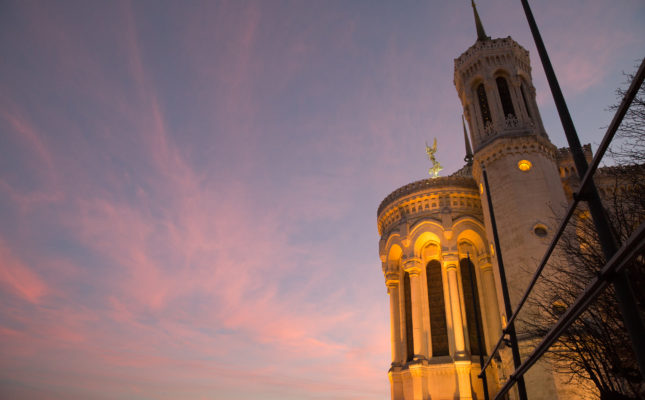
[1,0,640,398]
[0,239,48,303]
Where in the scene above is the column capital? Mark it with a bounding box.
[454,360,473,399]
[385,272,400,288]
[478,254,491,264]
[479,261,493,272]
[402,257,422,275]
[454,359,472,370]
[442,253,459,270]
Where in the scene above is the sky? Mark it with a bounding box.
[0,1,643,399]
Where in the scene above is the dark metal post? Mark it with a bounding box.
[467,253,490,400]
[519,0,645,379]
[482,168,528,400]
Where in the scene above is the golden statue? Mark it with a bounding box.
[426,138,443,178]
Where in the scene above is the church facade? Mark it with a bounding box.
[376,5,590,400]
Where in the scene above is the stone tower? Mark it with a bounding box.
[454,3,567,312]
[376,2,581,399]
[377,175,503,399]
[452,4,573,399]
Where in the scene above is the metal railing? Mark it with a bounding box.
[475,1,645,398]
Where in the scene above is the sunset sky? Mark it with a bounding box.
[1,1,643,399]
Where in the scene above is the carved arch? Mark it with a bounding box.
[476,82,493,127]
[495,76,516,118]
[411,228,442,258]
[383,232,403,257]
[386,244,403,274]
[453,218,489,255]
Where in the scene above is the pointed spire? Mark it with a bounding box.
[463,115,474,165]
[471,0,490,42]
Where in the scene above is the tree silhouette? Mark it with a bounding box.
[522,70,645,400]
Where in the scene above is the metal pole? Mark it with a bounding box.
[519,0,645,379]
[467,253,490,400]
[495,221,645,398]
[482,168,528,400]
[479,57,645,384]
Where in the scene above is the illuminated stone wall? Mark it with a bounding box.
[454,34,574,400]
[378,32,593,400]
[378,177,502,400]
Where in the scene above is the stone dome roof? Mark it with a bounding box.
[377,174,477,217]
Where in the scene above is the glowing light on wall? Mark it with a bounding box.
[517,159,532,171]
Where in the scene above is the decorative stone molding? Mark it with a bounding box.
[454,37,529,66]
[478,256,493,271]
[472,134,559,181]
[503,113,520,128]
[377,177,480,236]
[483,121,495,136]
[454,360,472,372]
[454,37,531,95]
[454,34,548,158]
[442,253,459,269]
[385,272,399,287]
[402,257,422,275]
[408,363,426,378]
[389,362,457,377]
[378,176,477,215]
[474,120,544,152]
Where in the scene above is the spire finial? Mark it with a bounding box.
[463,115,474,165]
[471,0,490,42]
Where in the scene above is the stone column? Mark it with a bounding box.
[386,273,402,365]
[465,104,479,149]
[444,254,467,359]
[455,360,473,400]
[479,256,502,353]
[511,78,529,122]
[485,77,503,131]
[403,257,428,360]
[409,364,426,400]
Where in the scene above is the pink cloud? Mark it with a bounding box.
[0,2,399,398]
[0,239,48,303]
[0,107,54,170]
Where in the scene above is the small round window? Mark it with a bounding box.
[518,159,532,172]
[534,225,548,237]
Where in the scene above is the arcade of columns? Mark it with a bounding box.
[377,177,503,399]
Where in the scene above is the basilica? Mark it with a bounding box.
[376,3,595,399]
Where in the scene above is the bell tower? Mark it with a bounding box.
[454,3,572,400]
[454,1,566,309]
[455,2,548,153]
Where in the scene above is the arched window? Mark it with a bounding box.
[520,82,532,119]
[496,77,516,118]
[477,83,492,126]
[460,258,486,355]
[426,260,449,356]
[404,271,414,361]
